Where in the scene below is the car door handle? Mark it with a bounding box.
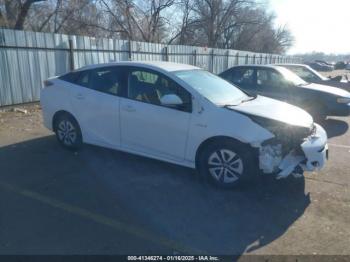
[75,93,85,100]
[122,105,136,112]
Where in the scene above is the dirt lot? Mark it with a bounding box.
[0,104,350,256]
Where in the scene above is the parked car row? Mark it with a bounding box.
[277,64,350,91]
[41,61,350,189]
[219,65,350,120]
[306,61,334,72]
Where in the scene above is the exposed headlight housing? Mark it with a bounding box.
[337,97,350,104]
[249,115,313,139]
[248,114,314,153]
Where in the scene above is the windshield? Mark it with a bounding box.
[174,70,249,106]
[276,67,308,86]
[285,65,329,81]
[304,66,329,80]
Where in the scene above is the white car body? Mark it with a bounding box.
[41,61,328,180]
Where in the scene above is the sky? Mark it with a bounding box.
[268,0,350,54]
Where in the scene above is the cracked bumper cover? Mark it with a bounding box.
[278,123,328,178]
[260,123,328,178]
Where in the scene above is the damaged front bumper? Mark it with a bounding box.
[259,123,328,179]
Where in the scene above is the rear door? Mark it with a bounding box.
[69,66,125,147]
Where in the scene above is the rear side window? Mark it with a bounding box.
[75,71,89,87]
[58,71,80,83]
[61,67,125,96]
[88,68,122,95]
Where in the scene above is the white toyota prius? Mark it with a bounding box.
[41,61,328,188]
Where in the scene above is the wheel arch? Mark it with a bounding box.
[52,110,80,132]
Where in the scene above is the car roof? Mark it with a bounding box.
[275,63,308,67]
[221,64,285,72]
[76,61,200,73]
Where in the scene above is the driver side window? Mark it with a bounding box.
[127,69,192,112]
[257,69,286,89]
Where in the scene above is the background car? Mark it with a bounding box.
[335,61,346,70]
[277,64,350,91]
[219,65,350,120]
[306,61,333,72]
[41,61,328,188]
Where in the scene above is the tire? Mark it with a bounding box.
[197,139,258,188]
[53,113,82,150]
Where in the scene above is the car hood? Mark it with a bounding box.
[228,95,313,128]
[301,83,350,97]
[324,80,350,91]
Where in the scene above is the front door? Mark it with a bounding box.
[255,68,292,102]
[119,67,192,161]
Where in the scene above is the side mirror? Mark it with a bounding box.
[160,94,183,106]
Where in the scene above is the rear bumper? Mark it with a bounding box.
[276,123,328,178]
[40,96,54,131]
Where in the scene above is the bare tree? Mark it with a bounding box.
[191,0,254,47]
[99,0,174,42]
[0,6,5,27]
[167,0,199,45]
[0,0,46,29]
[0,0,294,54]
[273,25,294,53]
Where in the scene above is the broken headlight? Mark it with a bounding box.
[249,115,313,150]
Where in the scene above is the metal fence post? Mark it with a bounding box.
[164,46,169,61]
[128,40,132,61]
[245,54,249,64]
[226,50,230,70]
[68,38,75,71]
[235,52,239,65]
[210,49,215,72]
[193,49,197,66]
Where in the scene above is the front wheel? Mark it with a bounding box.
[197,140,257,188]
[54,114,82,150]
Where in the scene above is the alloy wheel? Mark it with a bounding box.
[207,149,244,184]
[57,120,77,146]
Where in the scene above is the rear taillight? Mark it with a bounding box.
[43,80,54,88]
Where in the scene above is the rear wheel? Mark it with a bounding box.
[54,113,82,150]
[197,139,258,188]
